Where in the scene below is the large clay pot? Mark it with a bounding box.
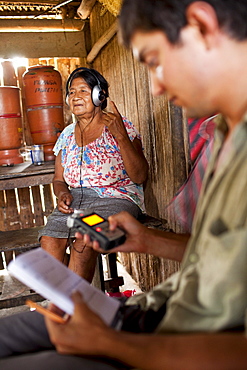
[0,86,23,165]
[22,65,64,161]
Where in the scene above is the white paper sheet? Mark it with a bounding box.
[8,248,120,325]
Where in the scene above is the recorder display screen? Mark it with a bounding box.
[82,214,104,226]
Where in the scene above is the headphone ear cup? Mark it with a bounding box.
[92,85,105,106]
[65,94,69,105]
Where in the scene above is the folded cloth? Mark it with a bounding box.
[165,116,216,232]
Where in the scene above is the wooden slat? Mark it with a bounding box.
[31,186,45,226]
[4,189,20,265]
[5,189,20,231]
[0,161,55,178]
[0,190,5,231]
[0,191,4,268]
[42,184,55,217]
[0,173,54,191]
[18,187,34,228]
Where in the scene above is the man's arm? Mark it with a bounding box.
[141,226,190,262]
[79,211,190,262]
[46,292,247,370]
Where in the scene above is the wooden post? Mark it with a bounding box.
[77,0,97,19]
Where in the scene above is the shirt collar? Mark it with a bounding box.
[214,113,247,151]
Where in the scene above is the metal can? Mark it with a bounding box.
[31,144,44,165]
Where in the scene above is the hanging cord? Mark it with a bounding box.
[69,112,96,253]
[67,227,87,254]
[71,238,87,254]
[77,111,96,208]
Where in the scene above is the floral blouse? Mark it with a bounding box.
[53,117,145,212]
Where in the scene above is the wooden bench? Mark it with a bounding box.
[0,226,43,253]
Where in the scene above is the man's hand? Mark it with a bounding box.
[45,291,112,356]
[45,292,247,369]
[76,211,150,254]
[76,211,189,262]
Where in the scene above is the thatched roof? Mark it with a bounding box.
[98,0,121,17]
[0,1,80,18]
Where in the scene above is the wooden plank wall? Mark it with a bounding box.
[89,3,191,290]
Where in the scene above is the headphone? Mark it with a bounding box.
[65,67,106,107]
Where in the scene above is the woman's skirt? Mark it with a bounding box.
[38,187,142,239]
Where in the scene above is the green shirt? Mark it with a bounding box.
[127,114,247,333]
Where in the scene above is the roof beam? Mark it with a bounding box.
[0,30,86,57]
[0,19,84,31]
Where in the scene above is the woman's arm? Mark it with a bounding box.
[53,151,73,214]
[119,136,149,184]
[102,101,148,184]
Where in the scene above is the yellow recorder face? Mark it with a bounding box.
[81,214,105,226]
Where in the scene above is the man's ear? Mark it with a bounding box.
[186,1,220,48]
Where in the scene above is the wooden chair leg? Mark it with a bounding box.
[91,254,105,292]
[104,253,124,293]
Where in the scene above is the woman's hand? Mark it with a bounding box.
[102,101,148,184]
[57,192,74,214]
[102,101,129,140]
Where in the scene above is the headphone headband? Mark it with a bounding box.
[66,67,106,107]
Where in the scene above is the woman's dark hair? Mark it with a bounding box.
[119,0,247,47]
[68,68,109,110]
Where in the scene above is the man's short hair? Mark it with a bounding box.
[119,0,247,47]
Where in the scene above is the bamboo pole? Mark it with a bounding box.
[86,20,117,64]
[77,0,97,20]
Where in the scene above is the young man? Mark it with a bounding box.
[0,1,247,369]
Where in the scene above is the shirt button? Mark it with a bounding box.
[189,253,199,263]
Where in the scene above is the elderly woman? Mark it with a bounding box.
[39,67,148,282]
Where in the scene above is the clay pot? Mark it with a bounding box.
[22,65,64,161]
[0,149,23,166]
[0,86,23,165]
